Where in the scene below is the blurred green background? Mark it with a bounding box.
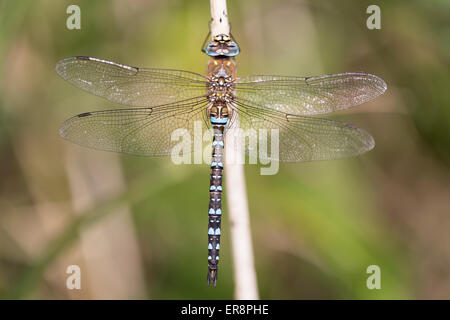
[0,0,449,299]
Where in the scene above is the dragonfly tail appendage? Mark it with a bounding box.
[207,268,218,287]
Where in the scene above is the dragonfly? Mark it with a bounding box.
[56,33,387,287]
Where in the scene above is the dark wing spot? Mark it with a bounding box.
[78,112,92,117]
[305,77,312,85]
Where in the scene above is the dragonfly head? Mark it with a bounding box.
[204,34,240,57]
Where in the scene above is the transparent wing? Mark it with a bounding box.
[59,98,211,156]
[235,72,387,116]
[229,99,375,162]
[55,56,208,107]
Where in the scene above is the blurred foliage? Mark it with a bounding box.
[0,0,449,299]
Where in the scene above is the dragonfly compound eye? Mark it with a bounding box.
[205,34,240,57]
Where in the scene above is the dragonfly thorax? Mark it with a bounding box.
[208,76,234,103]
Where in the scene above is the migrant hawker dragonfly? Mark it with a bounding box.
[56,34,386,286]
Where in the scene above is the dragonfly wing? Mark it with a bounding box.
[235,72,387,116]
[55,56,208,107]
[59,98,211,156]
[229,100,374,162]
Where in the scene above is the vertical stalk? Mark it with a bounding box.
[209,0,259,300]
[210,0,230,38]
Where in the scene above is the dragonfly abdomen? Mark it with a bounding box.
[207,121,226,286]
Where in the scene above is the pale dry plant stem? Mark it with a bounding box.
[210,0,259,300]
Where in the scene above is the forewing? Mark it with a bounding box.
[55,56,208,107]
[235,72,387,116]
